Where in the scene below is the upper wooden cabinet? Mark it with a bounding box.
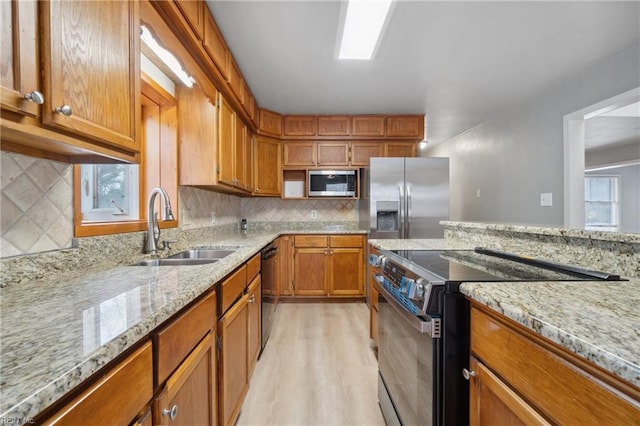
[283,141,351,167]
[253,136,282,196]
[228,57,244,102]
[174,0,203,40]
[317,142,350,166]
[41,0,140,152]
[217,93,236,187]
[385,141,417,157]
[1,0,39,117]
[283,115,316,136]
[203,6,228,80]
[258,108,283,137]
[352,116,385,137]
[351,142,383,166]
[386,115,424,139]
[283,141,316,167]
[1,0,140,162]
[318,116,351,136]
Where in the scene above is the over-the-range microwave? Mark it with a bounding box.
[308,170,356,197]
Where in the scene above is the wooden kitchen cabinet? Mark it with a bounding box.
[277,236,294,296]
[258,108,283,137]
[247,275,262,377]
[352,116,385,137]
[283,141,350,167]
[369,281,379,345]
[154,332,216,426]
[385,141,417,157]
[386,115,424,139]
[351,142,383,166]
[217,93,235,187]
[253,136,281,196]
[317,116,351,136]
[292,235,365,297]
[235,116,248,190]
[218,293,249,426]
[1,0,39,117]
[174,0,204,40]
[43,342,153,426]
[203,6,228,79]
[468,305,640,425]
[283,115,317,136]
[317,142,350,166]
[41,0,140,152]
[283,141,316,167]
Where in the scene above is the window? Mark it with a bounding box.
[585,175,619,231]
[80,164,140,222]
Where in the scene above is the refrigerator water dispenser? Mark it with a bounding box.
[376,201,399,231]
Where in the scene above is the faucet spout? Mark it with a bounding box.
[145,187,175,254]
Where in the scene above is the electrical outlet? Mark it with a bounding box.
[310,210,318,219]
[211,210,216,224]
[540,193,553,207]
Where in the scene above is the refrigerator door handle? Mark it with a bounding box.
[398,184,405,238]
[406,183,412,238]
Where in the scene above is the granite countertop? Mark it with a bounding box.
[368,239,640,389]
[1,227,367,420]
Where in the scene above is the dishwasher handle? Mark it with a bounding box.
[261,245,278,260]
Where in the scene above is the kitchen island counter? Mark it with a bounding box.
[1,227,367,421]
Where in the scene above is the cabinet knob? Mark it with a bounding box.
[55,104,72,116]
[255,187,260,193]
[462,368,476,380]
[23,90,44,105]
[249,295,255,303]
[162,404,178,420]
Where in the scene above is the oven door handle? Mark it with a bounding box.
[376,279,440,337]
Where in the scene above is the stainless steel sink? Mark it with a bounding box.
[168,249,236,260]
[132,258,220,266]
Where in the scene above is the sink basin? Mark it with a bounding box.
[168,249,236,260]
[132,258,219,266]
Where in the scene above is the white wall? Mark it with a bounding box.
[425,43,640,227]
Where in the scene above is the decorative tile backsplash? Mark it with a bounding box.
[1,152,74,257]
[241,198,357,223]
[179,186,241,230]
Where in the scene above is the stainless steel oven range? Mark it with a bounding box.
[369,247,622,426]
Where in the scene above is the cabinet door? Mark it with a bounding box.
[218,295,249,426]
[293,248,327,296]
[351,142,383,166]
[247,276,262,376]
[283,115,316,136]
[317,116,350,136]
[468,356,549,426]
[202,7,228,79]
[385,142,417,157]
[41,0,140,152]
[317,142,350,166]
[155,333,216,426]
[1,0,39,117]
[217,94,235,186]
[234,117,246,189]
[386,116,423,138]
[244,132,254,192]
[352,116,384,137]
[329,247,364,296]
[253,136,281,196]
[370,283,379,344]
[174,0,203,40]
[177,84,218,186]
[278,236,293,296]
[283,142,316,167]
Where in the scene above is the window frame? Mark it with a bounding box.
[73,73,178,237]
[584,174,620,232]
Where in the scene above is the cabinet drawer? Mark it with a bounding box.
[44,341,152,425]
[156,291,216,385]
[294,235,328,248]
[246,253,261,283]
[471,307,640,425]
[329,235,364,248]
[221,265,247,314]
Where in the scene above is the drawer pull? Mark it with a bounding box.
[23,90,44,104]
[55,104,72,116]
[162,404,178,420]
[462,368,476,380]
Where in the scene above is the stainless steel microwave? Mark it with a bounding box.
[308,170,356,197]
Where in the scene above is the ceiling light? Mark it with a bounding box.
[140,25,195,88]
[338,0,394,60]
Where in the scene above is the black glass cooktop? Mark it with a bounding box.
[389,249,619,282]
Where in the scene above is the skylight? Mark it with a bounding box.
[338,0,394,60]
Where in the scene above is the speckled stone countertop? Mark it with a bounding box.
[1,227,367,420]
[368,239,640,389]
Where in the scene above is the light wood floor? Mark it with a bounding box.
[236,303,385,426]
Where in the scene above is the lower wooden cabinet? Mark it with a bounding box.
[291,234,365,297]
[247,275,262,377]
[468,305,640,425]
[369,281,379,345]
[154,332,217,426]
[218,293,249,426]
[43,341,153,426]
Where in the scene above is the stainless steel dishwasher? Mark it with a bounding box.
[260,243,278,355]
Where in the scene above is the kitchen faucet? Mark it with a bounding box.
[145,187,175,255]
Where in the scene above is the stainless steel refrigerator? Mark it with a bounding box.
[359,157,449,238]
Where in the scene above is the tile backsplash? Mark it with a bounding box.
[1,152,74,257]
[1,151,358,258]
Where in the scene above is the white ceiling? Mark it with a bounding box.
[206,1,640,145]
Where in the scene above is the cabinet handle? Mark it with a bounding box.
[255,187,260,193]
[162,404,178,420]
[23,90,44,105]
[55,104,72,116]
[249,295,255,303]
[462,368,476,380]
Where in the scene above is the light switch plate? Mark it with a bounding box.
[540,192,553,207]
